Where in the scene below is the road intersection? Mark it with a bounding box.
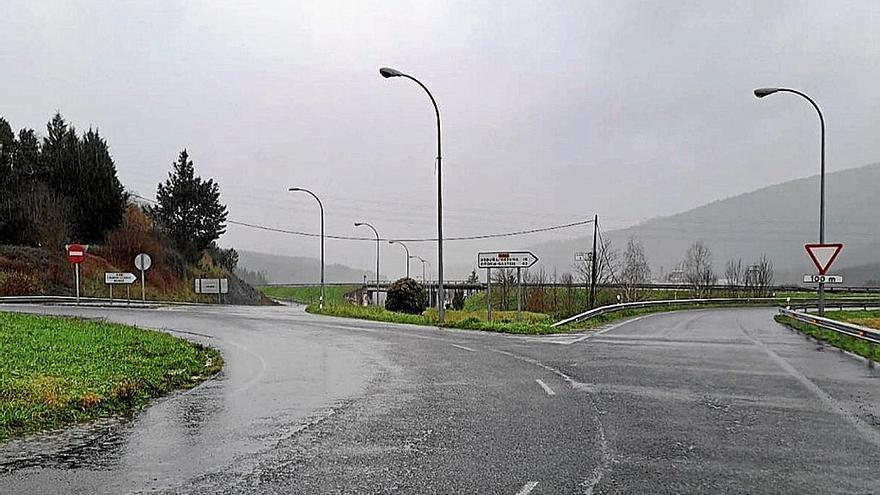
[1,305,878,494]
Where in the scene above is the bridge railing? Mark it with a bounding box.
[258,281,880,294]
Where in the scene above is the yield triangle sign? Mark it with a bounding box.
[804,243,843,275]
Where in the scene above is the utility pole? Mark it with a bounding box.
[590,214,598,309]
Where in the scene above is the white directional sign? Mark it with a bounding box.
[478,251,538,269]
[574,252,592,262]
[105,272,137,284]
[804,243,843,275]
[194,278,229,294]
[803,274,843,284]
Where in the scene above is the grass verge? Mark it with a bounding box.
[824,310,880,330]
[260,285,356,305]
[0,312,222,441]
[308,301,792,335]
[307,302,559,334]
[774,314,880,363]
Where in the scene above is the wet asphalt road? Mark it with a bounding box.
[1,305,879,494]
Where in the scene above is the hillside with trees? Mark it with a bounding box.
[0,113,264,304]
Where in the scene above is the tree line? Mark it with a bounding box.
[1,113,233,273]
[484,237,775,318]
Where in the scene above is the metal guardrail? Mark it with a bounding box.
[0,295,206,306]
[551,297,791,328]
[789,300,880,312]
[552,297,880,328]
[778,307,880,346]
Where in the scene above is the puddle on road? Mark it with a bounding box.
[0,416,131,473]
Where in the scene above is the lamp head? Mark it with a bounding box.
[354,222,363,227]
[754,87,779,98]
[379,67,405,78]
[288,187,302,192]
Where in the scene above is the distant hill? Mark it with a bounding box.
[529,163,880,284]
[237,250,375,284]
[837,263,880,286]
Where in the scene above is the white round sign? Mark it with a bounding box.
[134,253,152,271]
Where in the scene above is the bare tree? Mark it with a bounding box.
[561,272,574,315]
[683,241,717,297]
[753,254,774,296]
[620,236,651,302]
[724,258,744,296]
[574,238,618,289]
[491,268,517,310]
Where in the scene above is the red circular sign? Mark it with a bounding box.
[66,244,86,264]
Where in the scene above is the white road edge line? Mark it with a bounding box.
[450,343,476,352]
[535,379,556,396]
[516,481,539,495]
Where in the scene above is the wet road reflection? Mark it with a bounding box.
[0,305,385,494]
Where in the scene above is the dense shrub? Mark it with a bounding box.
[1,272,43,296]
[102,206,165,270]
[451,290,465,310]
[385,277,427,314]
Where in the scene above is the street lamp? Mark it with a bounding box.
[355,222,380,305]
[389,240,411,279]
[410,255,428,284]
[379,66,445,323]
[754,87,827,315]
[289,187,324,309]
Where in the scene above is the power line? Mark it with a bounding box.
[131,193,594,243]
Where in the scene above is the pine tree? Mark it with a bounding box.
[74,128,126,242]
[153,149,228,261]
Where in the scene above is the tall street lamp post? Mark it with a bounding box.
[289,187,325,309]
[389,240,411,279]
[355,222,380,305]
[754,87,827,315]
[379,66,445,322]
[410,255,428,284]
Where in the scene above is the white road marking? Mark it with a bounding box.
[535,379,556,396]
[492,349,612,493]
[516,481,539,495]
[450,343,476,352]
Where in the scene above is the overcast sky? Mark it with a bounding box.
[3,1,880,278]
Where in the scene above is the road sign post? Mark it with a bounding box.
[478,251,538,322]
[134,253,152,304]
[804,243,843,316]
[104,273,136,304]
[516,267,522,320]
[194,278,229,304]
[65,244,87,305]
[486,267,492,322]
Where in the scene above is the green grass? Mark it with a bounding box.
[775,314,880,363]
[824,310,880,330]
[308,297,799,335]
[307,302,559,335]
[0,312,222,441]
[260,285,356,305]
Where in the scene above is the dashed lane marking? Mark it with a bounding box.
[535,379,556,396]
[516,481,539,495]
[450,344,476,352]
